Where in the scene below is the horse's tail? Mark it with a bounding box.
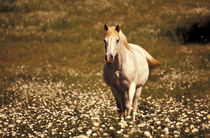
[142,48,161,68]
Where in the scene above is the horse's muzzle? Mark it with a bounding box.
[105,55,113,63]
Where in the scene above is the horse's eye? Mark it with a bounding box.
[116,39,119,43]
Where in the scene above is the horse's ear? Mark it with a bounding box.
[104,24,108,31]
[115,25,120,32]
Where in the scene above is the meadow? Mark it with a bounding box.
[0,0,209,137]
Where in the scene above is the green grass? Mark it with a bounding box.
[0,0,209,92]
[0,0,209,95]
[0,0,209,136]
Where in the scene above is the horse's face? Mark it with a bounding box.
[104,24,120,64]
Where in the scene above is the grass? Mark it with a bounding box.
[0,0,209,137]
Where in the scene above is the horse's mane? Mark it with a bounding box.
[119,30,161,67]
[118,31,132,51]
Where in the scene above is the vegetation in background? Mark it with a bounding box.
[0,0,209,137]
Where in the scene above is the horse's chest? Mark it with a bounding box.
[108,70,129,91]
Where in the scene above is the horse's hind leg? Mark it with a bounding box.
[132,87,142,121]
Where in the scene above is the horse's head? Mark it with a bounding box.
[104,24,120,64]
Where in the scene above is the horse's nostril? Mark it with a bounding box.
[105,54,113,63]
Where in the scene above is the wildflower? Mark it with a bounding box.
[138,123,145,128]
[3,122,8,126]
[47,123,53,128]
[164,127,169,134]
[185,127,190,133]
[92,126,96,130]
[157,121,161,125]
[103,133,108,136]
[74,100,77,105]
[117,130,122,134]
[86,129,92,136]
[52,130,56,135]
[207,114,210,119]
[78,127,83,131]
[123,134,129,137]
[160,134,165,137]
[92,133,97,136]
[170,124,175,129]
[190,124,194,129]
[201,123,208,129]
[109,126,114,130]
[192,128,199,133]
[8,124,15,128]
[40,134,45,138]
[76,135,88,138]
[144,131,152,138]
[93,122,99,127]
[23,120,27,125]
[12,131,16,136]
[16,119,21,124]
[117,129,124,134]
[101,124,105,128]
[126,115,131,119]
[174,134,179,137]
[176,122,182,129]
[119,120,127,128]
[63,122,68,126]
[165,117,170,122]
[0,113,6,119]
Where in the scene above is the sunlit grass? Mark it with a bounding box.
[0,0,209,137]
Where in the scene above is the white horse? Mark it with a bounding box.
[103,24,161,121]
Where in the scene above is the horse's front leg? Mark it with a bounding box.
[125,82,136,116]
[132,87,142,121]
[111,87,124,119]
[119,91,126,119]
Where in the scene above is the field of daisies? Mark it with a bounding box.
[0,65,209,137]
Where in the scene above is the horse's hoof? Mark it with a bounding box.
[132,112,137,122]
[126,115,131,119]
[120,114,124,120]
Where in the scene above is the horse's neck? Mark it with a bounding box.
[113,41,129,70]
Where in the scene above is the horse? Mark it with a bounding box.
[103,24,161,121]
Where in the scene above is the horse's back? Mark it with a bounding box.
[129,43,161,68]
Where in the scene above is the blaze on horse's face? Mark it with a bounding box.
[104,24,120,64]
